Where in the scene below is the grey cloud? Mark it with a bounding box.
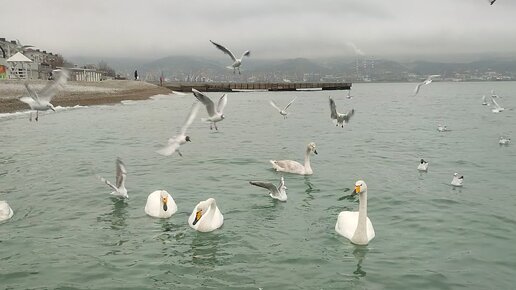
[2,0,515,61]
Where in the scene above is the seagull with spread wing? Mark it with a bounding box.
[210,40,250,74]
[156,101,201,157]
[98,158,128,199]
[413,74,440,96]
[18,69,68,121]
[249,176,288,202]
[270,97,297,119]
[192,88,227,131]
[329,96,355,128]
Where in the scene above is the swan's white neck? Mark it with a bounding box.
[352,190,369,244]
[304,148,312,174]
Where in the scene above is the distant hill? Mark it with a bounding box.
[68,54,516,81]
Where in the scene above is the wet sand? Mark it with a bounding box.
[0,80,171,113]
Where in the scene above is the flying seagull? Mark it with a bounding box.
[192,88,227,131]
[413,75,440,96]
[488,0,496,5]
[19,69,68,121]
[210,40,250,74]
[98,158,128,198]
[156,101,201,157]
[329,96,355,128]
[270,97,297,119]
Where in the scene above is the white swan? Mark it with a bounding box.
[210,40,251,74]
[270,142,318,175]
[270,97,297,119]
[0,201,14,222]
[451,173,464,187]
[98,157,128,198]
[249,176,288,201]
[188,198,223,232]
[417,159,429,171]
[335,180,375,245]
[144,190,177,218]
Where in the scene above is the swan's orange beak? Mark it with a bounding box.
[162,196,168,211]
[353,185,360,195]
[193,210,202,225]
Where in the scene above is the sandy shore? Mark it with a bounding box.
[0,80,171,113]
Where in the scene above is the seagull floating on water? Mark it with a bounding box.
[249,176,288,201]
[417,159,429,171]
[451,173,464,187]
[192,88,227,131]
[437,124,450,132]
[156,102,201,157]
[210,40,250,74]
[329,96,354,127]
[499,136,511,145]
[413,75,440,96]
[19,69,68,121]
[98,158,128,198]
[270,97,297,119]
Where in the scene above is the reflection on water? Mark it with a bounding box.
[352,246,369,277]
[96,198,128,230]
[191,232,220,267]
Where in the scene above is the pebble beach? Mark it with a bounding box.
[0,80,171,113]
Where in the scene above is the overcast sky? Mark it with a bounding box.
[2,0,516,61]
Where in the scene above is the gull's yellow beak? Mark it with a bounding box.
[193,210,203,225]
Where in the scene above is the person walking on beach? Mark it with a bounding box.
[134,70,138,81]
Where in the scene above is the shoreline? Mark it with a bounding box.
[0,80,172,114]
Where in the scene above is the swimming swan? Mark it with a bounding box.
[188,198,223,232]
[270,142,318,175]
[335,180,375,245]
[0,201,14,222]
[145,190,177,218]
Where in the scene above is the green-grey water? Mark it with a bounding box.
[1,82,515,289]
